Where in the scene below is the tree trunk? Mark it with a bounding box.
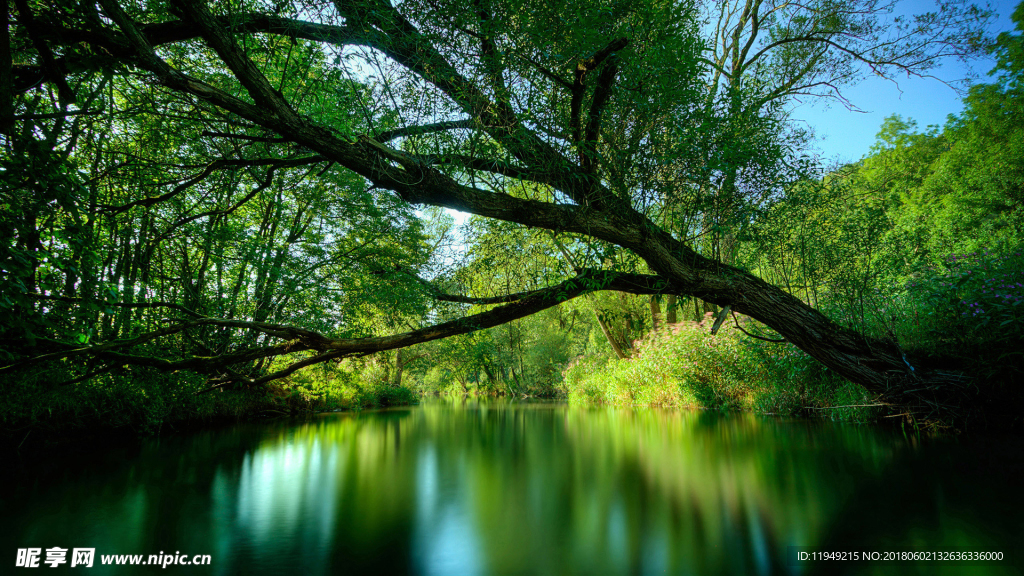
[650,295,662,331]
[595,309,628,359]
[392,348,404,388]
[666,294,677,325]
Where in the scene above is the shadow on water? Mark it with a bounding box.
[1,398,1020,575]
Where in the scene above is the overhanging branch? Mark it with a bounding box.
[5,269,671,386]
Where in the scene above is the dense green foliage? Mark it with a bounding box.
[525,4,1024,422]
[0,0,1016,443]
[563,318,876,420]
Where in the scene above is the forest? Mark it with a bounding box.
[2,0,1023,447]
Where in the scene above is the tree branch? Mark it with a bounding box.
[422,153,539,182]
[374,119,476,143]
[98,156,323,215]
[172,0,299,121]
[582,48,624,171]
[200,130,290,143]
[13,0,75,104]
[731,311,786,342]
[5,269,671,386]
[0,0,12,136]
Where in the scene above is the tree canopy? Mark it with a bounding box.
[0,0,999,409]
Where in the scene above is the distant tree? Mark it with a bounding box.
[916,2,1024,254]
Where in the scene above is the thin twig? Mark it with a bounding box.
[17,431,31,450]
[731,311,786,342]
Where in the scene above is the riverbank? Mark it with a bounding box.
[3,318,1017,454]
[561,315,1022,433]
[563,318,882,419]
[0,367,418,453]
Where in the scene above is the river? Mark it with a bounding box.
[2,399,1020,574]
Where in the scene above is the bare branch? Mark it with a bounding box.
[0,0,12,136]
[518,55,574,90]
[731,311,786,343]
[200,130,290,143]
[13,0,75,104]
[393,266,668,305]
[13,110,104,120]
[172,0,299,121]
[6,269,671,386]
[99,156,323,215]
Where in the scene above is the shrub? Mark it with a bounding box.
[564,315,880,421]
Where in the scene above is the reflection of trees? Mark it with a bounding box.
[246,412,419,573]
[7,403,971,575]
[555,409,906,574]
[295,401,909,574]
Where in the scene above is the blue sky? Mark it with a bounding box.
[793,0,1020,165]
[445,0,1021,224]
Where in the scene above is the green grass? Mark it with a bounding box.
[566,249,1024,427]
[562,317,882,422]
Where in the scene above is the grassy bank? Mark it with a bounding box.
[564,250,1024,429]
[562,317,882,422]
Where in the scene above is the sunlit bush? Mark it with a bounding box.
[278,357,418,411]
[564,315,880,421]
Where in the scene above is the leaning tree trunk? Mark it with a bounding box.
[73,0,971,419]
[612,222,970,416]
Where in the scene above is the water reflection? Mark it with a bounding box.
[2,400,1020,575]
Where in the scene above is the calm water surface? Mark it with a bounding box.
[2,399,1021,575]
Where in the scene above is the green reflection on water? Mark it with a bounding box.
[2,400,1020,575]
